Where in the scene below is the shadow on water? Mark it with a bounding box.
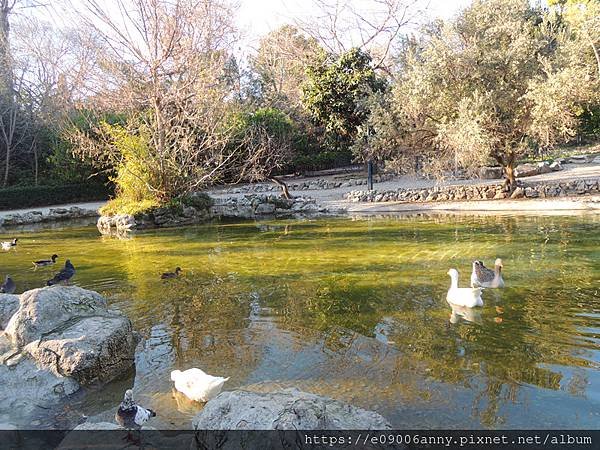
[1,212,600,429]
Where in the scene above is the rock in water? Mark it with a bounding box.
[193,388,391,430]
[4,286,107,347]
[3,286,139,384]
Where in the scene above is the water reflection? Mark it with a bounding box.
[1,213,599,429]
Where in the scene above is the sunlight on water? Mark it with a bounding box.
[1,213,599,429]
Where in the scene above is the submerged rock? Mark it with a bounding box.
[193,388,391,430]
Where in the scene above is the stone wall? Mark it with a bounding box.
[97,194,342,234]
[0,206,98,228]
[345,177,600,203]
[223,174,395,195]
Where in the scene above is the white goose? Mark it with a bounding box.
[171,368,229,403]
[447,268,483,308]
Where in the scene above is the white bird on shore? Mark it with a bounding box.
[171,368,229,403]
[471,259,505,288]
[447,268,483,308]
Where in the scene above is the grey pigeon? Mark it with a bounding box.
[47,259,76,286]
[0,276,15,294]
[115,389,156,431]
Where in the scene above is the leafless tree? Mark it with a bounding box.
[63,0,251,200]
[295,0,427,71]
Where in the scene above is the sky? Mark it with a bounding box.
[236,0,473,47]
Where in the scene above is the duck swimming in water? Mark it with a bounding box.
[1,238,17,251]
[447,268,483,308]
[171,368,229,403]
[161,267,182,279]
[33,254,59,268]
[471,259,504,288]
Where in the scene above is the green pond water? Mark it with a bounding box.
[1,213,600,429]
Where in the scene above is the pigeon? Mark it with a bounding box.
[1,238,18,251]
[115,389,156,431]
[47,260,76,286]
[0,276,15,294]
[161,267,182,279]
[33,254,59,268]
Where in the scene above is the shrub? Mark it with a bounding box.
[98,197,160,217]
[0,183,112,211]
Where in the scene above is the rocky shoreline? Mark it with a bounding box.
[345,177,600,203]
[0,206,98,228]
[97,194,345,234]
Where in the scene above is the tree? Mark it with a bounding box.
[302,47,387,153]
[295,0,426,72]
[369,0,598,189]
[66,0,245,204]
[226,107,296,199]
[250,25,321,113]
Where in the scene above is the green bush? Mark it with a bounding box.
[0,183,113,211]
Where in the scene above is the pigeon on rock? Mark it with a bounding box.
[0,275,15,294]
[47,260,76,286]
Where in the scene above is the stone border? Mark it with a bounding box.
[0,206,99,228]
[97,194,345,234]
[222,174,395,195]
[345,178,600,203]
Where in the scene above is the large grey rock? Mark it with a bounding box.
[479,166,503,180]
[549,160,563,171]
[0,352,79,422]
[514,163,539,178]
[0,294,19,329]
[193,388,391,430]
[537,161,552,174]
[5,286,107,347]
[4,286,138,385]
[23,314,138,384]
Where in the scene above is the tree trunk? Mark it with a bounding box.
[503,163,517,192]
[269,176,293,200]
[492,148,518,193]
[3,144,9,186]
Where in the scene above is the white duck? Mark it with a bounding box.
[447,268,483,308]
[171,368,229,403]
[1,238,18,251]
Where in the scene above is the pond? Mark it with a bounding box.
[1,213,600,429]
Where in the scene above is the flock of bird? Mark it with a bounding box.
[447,258,505,308]
[3,235,505,431]
[1,238,77,294]
[2,236,229,432]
